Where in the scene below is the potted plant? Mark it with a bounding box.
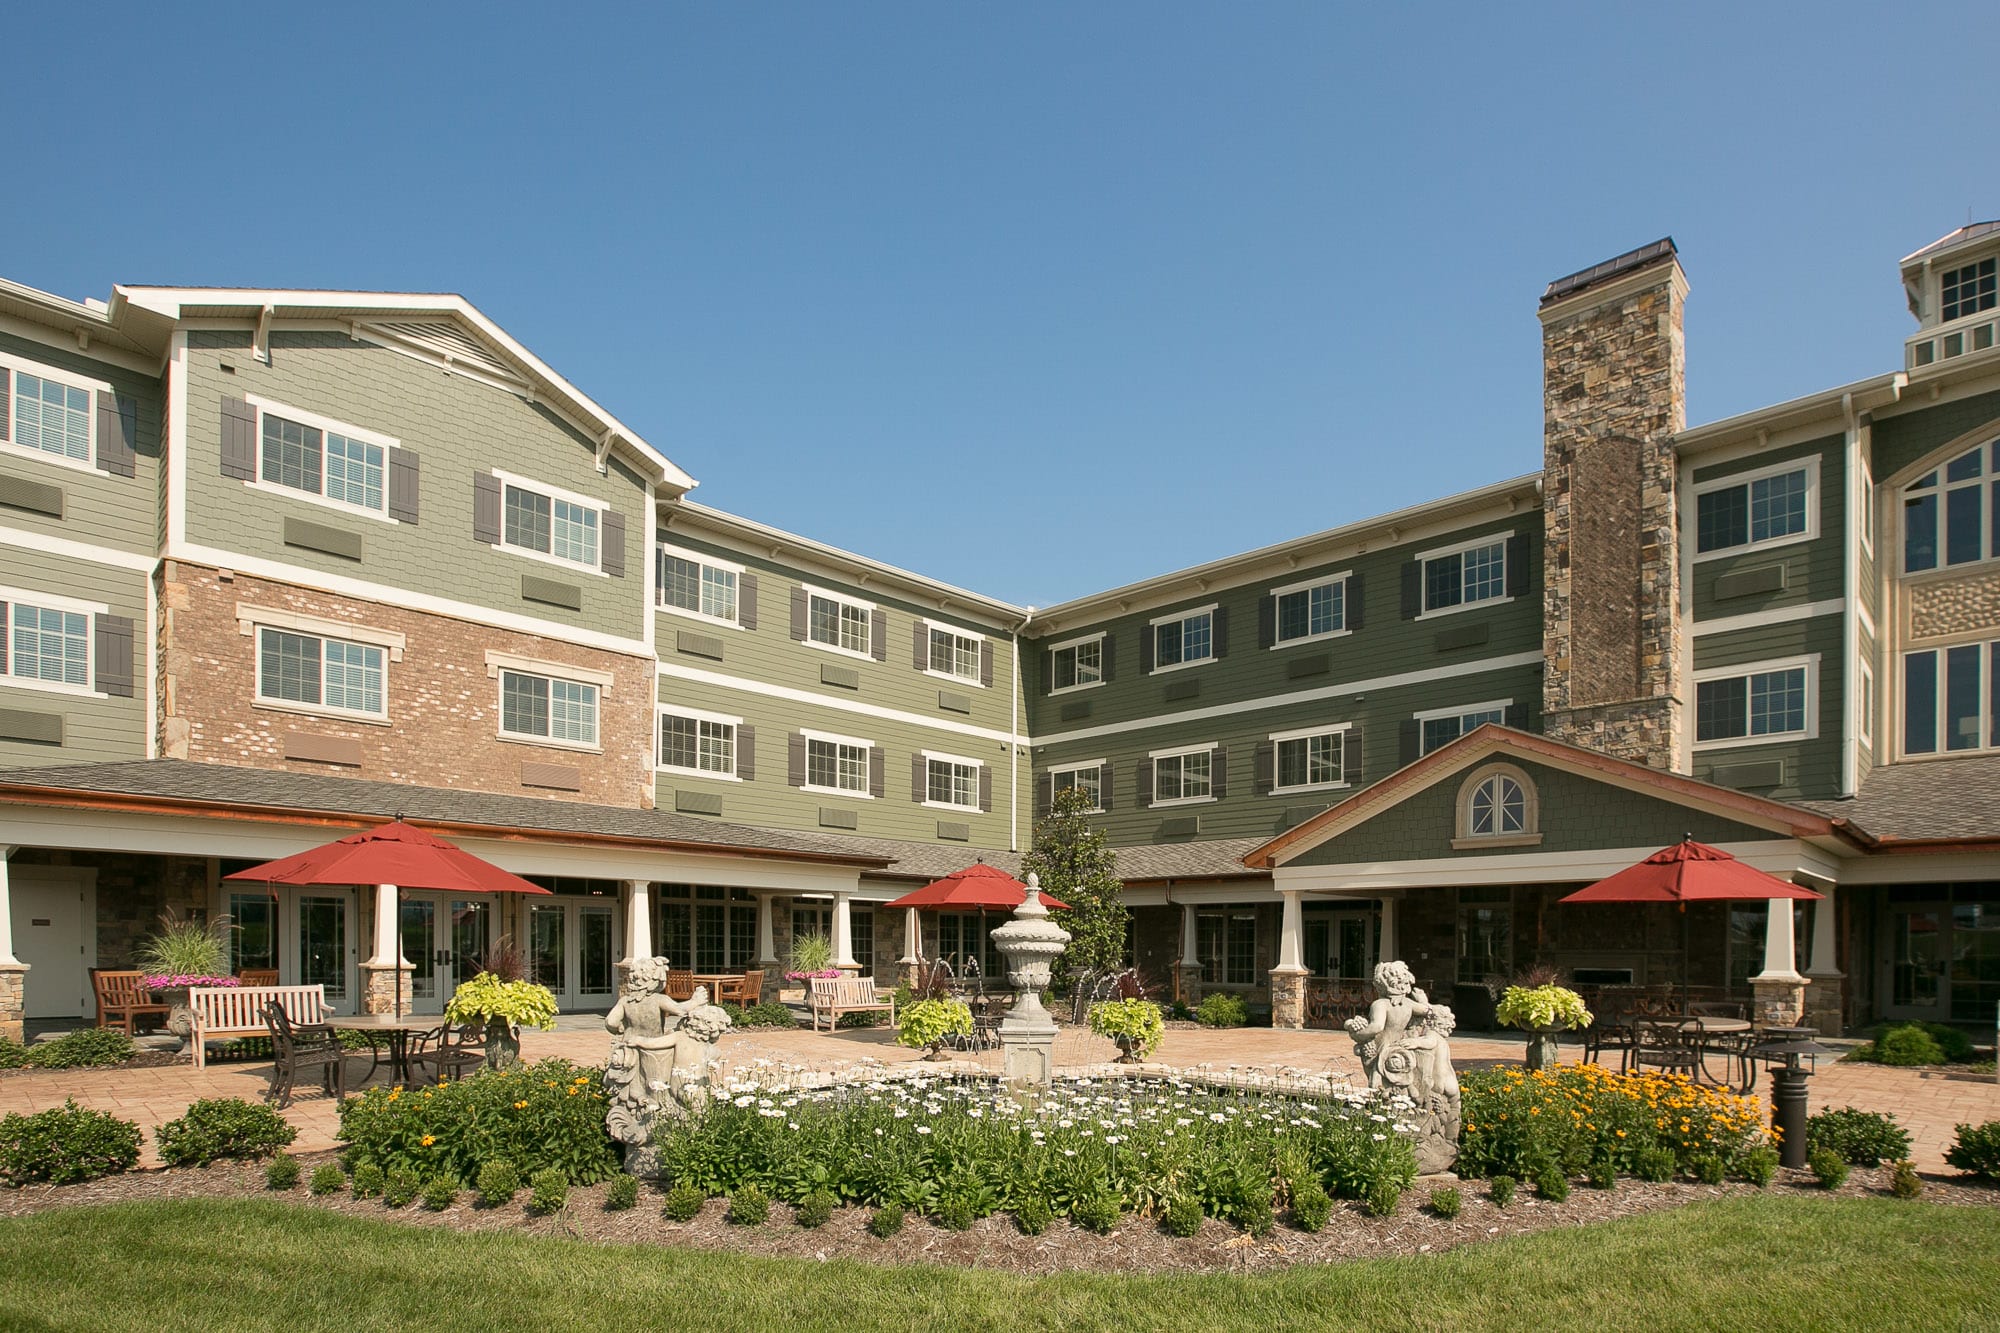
[1087,997,1165,1063]
[895,997,973,1061]
[135,910,238,1042]
[444,971,558,1069]
[781,930,839,1003]
[1495,983,1593,1071]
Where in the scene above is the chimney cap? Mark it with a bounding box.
[1541,237,1678,307]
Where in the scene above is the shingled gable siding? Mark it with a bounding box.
[0,546,149,769]
[0,331,161,556]
[180,331,648,643]
[161,564,656,808]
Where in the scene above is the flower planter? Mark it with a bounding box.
[777,987,805,1005]
[1524,1026,1563,1072]
[1112,1034,1144,1064]
[484,1016,521,1070]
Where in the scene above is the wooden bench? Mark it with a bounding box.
[807,976,895,1031]
[189,984,328,1067]
[93,970,171,1035]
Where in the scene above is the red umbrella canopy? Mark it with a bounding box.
[1559,839,1823,905]
[884,862,1070,912]
[223,821,552,896]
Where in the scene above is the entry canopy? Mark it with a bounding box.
[1559,837,1823,906]
[885,862,1070,913]
[224,819,552,896]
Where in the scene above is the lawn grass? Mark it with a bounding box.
[0,1194,1994,1332]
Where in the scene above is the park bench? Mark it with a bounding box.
[806,976,895,1031]
[188,984,328,1068]
[93,970,171,1035]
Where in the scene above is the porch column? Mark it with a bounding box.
[1750,895,1809,1028]
[1269,890,1308,1030]
[0,848,20,966]
[0,849,26,1044]
[754,894,777,966]
[1802,885,1844,1034]
[621,880,652,963]
[1806,887,1840,977]
[1378,894,1400,961]
[1175,901,1203,1006]
[898,906,923,988]
[360,882,410,1016]
[831,892,858,972]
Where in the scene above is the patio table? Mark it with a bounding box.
[1676,1016,1754,1091]
[327,1013,443,1086]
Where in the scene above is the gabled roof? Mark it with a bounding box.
[1800,753,2000,848]
[1902,222,2000,267]
[1243,724,1837,869]
[111,287,694,493]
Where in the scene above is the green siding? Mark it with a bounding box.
[0,548,148,768]
[1690,433,1844,620]
[1691,615,1845,799]
[0,333,162,556]
[1871,388,2000,483]
[1286,758,1775,867]
[182,332,649,642]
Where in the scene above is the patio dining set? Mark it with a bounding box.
[1575,988,1818,1093]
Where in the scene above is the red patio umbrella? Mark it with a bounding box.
[884,863,1068,993]
[1560,837,1821,1008]
[225,820,551,1016]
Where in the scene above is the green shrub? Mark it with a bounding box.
[795,1189,834,1228]
[338,1059,615,1186]
[1585,1157,1615,1189]
[1167,1000,1194,1022]
[1872,1024,1948,1067]
[351,1162,385,1199]
[1428,1186,1462,1219]
[156,1097,297,1166]
[1740,1145,1779,1188]
[663,1181,705,1221]
[868,1203,905,1238]
[1809,1147,1850,1190]
[23,1028,133,1070]
[528,1167,569,1214]
[1365,1177,1402,1217]
[719,1001,797,1029]
[1194,993,1249,1028]
[309,1163,344,1195]
[1459,1066,1767,1183]
[1072,1190,1121,1234]
[1290,1182,1332,1233]
[1237,1190,1275,1238]
[604,1174,639,1211]
[1947,1119,2000,1179]
[1533,1167,1569,1202]
[726,1184,770,1225]
[476,1159,520,1207]
[1634,1147,1677,1184]
[1163,1194,1203,1237]
[0,1100,142,1186]
[1488,1174,1516,1207]
[0,1038,29,1069]
[836,1011,885,1030]
[1891,1160,1923,1199]
[264,1153,301,1191]
[383,1168,421,1209]
[1692,1155,1726,1186]
[421,1176,459,1211]
[1807,1106,1913,1166]
[936,1195,975,1232]
[1016,1195,1053,1236]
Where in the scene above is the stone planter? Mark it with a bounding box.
[1523,1026,1565,1071]
[160,988,195,1042]
[1112,1033,1144,1064]
[484,1016,521,1070]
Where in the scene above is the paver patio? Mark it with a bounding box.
[3,1020,1993,1173]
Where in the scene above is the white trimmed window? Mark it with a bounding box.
[657,545,740,624]
[1150,606,1216,672]
[1421,538,1507,614]
[658,708,738,777]
[1901,641,2000,756]
[1151,742,1215,805]
[1859,662,1875,749]
[502,476,600,568]
[1048,762,1104,811]
[257,626,385,719]
[7,368,91,463]
[806,734,870,794]
[1696,458,1816,558]
[500,669,598,747]
[1197,910,1257,986]
[1903,439,2000,573]
[1273,575,1347,645]
[258,406,387,514]
[7,602,90,687]
[1695,657,1816,748]
[1418,701,1508,755]
[809,591,871,656]
[1049,635,1104,692]
[928,626,982,682]
[1455,763,1538,842]
[1271,724,1347,793]
[925,755,981,810]
[1942,257,1998,322]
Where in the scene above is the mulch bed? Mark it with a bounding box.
[2,1156,1994,1275]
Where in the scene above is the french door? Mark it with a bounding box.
[227,887,358,1015]
[1305,909,1376,979]
[400,894,494,1016]
[527,898,619,1012]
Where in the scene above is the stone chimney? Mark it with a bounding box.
[1537,238,1687,770]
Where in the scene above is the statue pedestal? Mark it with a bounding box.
[998,1012,1057,1086]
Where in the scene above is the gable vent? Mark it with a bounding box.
[362,320,524,385]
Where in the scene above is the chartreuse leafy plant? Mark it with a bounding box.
[1086,998,1165,1058]
[444,973,559,1032]
[1494,985,1592,1032]
[894,998,972,1054]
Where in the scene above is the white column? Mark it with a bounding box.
[1275,890,1306,973]
[1179,901,1200,967]
[1806,886,1842,977]
[755,894,777,965]
[1752,898,1803,982]
[621,880,652,963]
[367,883,401,965]
[1378,895,1399,962]
[831,892,857,970]
[0,848,18,966]
[898,906,922,964]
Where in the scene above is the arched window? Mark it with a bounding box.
[1903,435,2000,573]
[1453,763,1540,846]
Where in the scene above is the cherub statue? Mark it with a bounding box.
[603,957,733,1151]
[1343,959,1432,1089]
[1344,959,1460,1174]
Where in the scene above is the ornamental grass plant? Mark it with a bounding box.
[1458,1065,1769,1183]
[338,1059,615,1186]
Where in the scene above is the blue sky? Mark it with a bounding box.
[7,4,1997,607]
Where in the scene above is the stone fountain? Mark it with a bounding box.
[988,872,1070,1086]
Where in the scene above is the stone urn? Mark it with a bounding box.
[1111,1033,1144,1064]
[484,1016,522,1070]
[160,988,196,1042]
[989,874,1071,1086]
[1524,1027,1563,1072]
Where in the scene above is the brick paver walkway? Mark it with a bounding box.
[4,1022,1994,1172]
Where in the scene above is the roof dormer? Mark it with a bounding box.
[1902,222,2000,371]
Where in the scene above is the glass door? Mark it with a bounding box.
[1885,903,1949,1021]
[577,904,616,1008]
[451,899,493,983]
[529,903,567,998]
[402,897,440,1013]
[294,892,353,1012]
[401,895,494,1015]
[1334,913,1375,980]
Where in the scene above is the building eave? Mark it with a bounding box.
[1675,372,1908,455]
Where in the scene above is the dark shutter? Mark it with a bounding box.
[1400,560,1422,619]
[1211,606,1229,658]
[1258,595,1276,649]
[1140,624,1156,673]
[95,392,137,478]
[868,747,886,799]
[1504,701,1531,732]
[789,586,809,641]
[1136,758,1154,806]
[1211,745,1228,799]
[472,471,502,544]
[912,752,928,802]
[787,732,807,787]
[1096,763,1113,812]
[1345,571,1364,631]
[737,725,756,782]
[1099,634,1114,683]
[979,640,994,688]
[601,510,627,577]
[913,621,929,670]
[387,447,420,524]
[870,609,887,662]
[220,396,258,480]
[1036,772,1053,817]
[978,765,992,813]
[1254,741,1275,794]
[93,614,135,698]
[1399,719,1422,767]
[1344,722,1364,785]
[1506,532,1530,598]
[0,369,9,442]
[738,573,759,630]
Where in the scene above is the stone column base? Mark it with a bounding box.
[999,1016,1057,1086]
[1175,962,1203,1009]
[0,964,26,1045]
[900,961,924,990]
[360,962,414,1016]
[1800,974,1844,1035]
[1269,968,1307,1030]
[1750,976,1809,1028]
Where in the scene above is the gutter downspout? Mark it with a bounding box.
[1010,607,1034,852]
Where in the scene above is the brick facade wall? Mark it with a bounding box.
[159,562,656,808]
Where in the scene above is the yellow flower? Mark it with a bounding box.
[420,1134,436,1146]
[514,1100,528,1110]
[567,1086,579,1096]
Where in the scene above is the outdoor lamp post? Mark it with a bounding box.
[1754,1038,1836,1169]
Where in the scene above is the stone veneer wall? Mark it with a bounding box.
[12,850,208,968]
[1539,257,1687,772]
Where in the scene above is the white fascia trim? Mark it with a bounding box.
[0,312,160,378]
[166,332,188,550]
[0,525,156,574]
[1268,721,1354,744]
[920,748,985,769]
[1037,649,1545,747]
[484,650,615,692]
[801,726,875,750]
[1148,739,1219,760]
[238,604,407,661]
[1412,698,1511,723]
[1691,653,1821,752]
[168,540,652,658]
[656,660,1013,745]
[1691,456,1823,565]
[0,583,109,617]
[1271,839,1831,893]
[1692,598,1847,638]
[1148,601,1218,627]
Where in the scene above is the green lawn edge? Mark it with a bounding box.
[0,1194,1995,1333]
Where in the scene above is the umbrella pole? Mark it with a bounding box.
[1680,903,1690,1014]
[395,886,403,1020]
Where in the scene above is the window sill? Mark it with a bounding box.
[1270,781,1351,797]
[802,784,873,800]
[921,799,983,813]
[1415,595,1511,622]
[1693,731,1813,754]
[1147,657,1215,676]
[253,698,391,727]
[1,675,107,701]
[1693,531,1813,565]
[496,732,602,755]
[656,764,741,782]
[492,541,610,579]
[921,667,986,689]
[802,638,876,663]
[0,439,103,478]
[657,605,744,631]
[1269,629,1351,650]
[244,478,397,526]
[1149,795,1217,809]
[1451,833,1543,850]
[1047,680,1104,697]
